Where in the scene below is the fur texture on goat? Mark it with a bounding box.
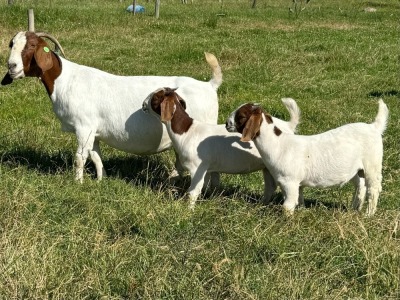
[2,31,223,182]
[226,99,388,216]
[142,87,301,209]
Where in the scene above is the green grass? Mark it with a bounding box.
[0,0,399,298]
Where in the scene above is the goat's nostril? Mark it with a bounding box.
[8,62,16,70]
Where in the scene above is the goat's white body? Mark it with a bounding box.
[53,58,220,155]
[4,31,222,182]
[166,122,267,208]
[143,91,300,208]
[250,100,388,215]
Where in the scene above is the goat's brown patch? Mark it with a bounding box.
[239,105,263,142]
[274,126,282,136]
[154,88,193,135]
[264,113,273,124]
[160,98,175,122]
[151,89,167,115]
[357,169,365,178]
[23,32,62,95]
[234,103,262,134]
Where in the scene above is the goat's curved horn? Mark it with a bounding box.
[36,32,66,58]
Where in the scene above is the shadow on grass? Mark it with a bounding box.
[0,147,349,212]
[368,90,400,98]
[0,147,73,175]
[202,184,348,212]
[0,147,170,189]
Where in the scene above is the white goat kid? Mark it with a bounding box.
[142,87,300,209]
[2,31,222,183]
[226,99,388,216]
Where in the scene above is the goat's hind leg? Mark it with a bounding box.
[365,172,382,217]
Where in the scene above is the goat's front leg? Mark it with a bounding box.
[75,130,96,183]
[281,182,300,215]
[168,150,186,185]
[261,168,277,204]
[187,165,208,210]
[90,139,106,181]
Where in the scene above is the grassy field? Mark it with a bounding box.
[0,0,399,298]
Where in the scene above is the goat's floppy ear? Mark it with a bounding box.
[1,73,13,85]
[241,113,262,142]
[160,99,176,122]
[176,94,187,110]
[34,44,53,72]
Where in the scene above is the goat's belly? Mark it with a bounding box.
[210,159,265,174]
[99,130,172,155]
[301,174,355,188]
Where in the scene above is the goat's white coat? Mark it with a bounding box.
[143,89,300,208]
[227,99,388,215]
[4,31,222,182]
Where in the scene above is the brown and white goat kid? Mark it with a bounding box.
[142,87,300,209]
[226,100,388,216]
[2,31,222,183]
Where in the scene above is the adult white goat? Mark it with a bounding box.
[142,87,300,208]
[226,100,388,216]
[1,31,222,182]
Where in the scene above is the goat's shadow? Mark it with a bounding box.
[0,147,348,212]
[0,147,170,189]
[0,147,74,175]
[368,90,400,98]
[212,184,348,211]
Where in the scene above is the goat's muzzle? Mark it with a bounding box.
[225,119,237,133]
[142,101,149,113]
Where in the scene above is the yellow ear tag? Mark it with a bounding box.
[43,47,50,53]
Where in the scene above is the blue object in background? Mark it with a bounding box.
[126,4,145,13]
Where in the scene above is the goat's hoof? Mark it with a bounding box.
[283,206,295,217]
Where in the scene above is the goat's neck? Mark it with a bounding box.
[39,52,62,96]
[253,122,284,166]
[168,106,194,136]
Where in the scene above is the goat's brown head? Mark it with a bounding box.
[143,87,187,121]
[142,87,193,134]
[2,31,65,86]
[226,103,273,142]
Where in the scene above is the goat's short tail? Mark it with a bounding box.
[373,99,389,134]
[281,98,301,133]
[205,52,222,91]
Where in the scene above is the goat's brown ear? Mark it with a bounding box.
[240,113,262,142]
[160,99,175,122]
[34,45,53,72]
[1,73,13,85]
[176,94,187,110]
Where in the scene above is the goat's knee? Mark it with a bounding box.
[281,184,299,215]
[75,152,87,183]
